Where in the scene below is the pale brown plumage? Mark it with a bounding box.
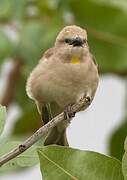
[26,25,99,146]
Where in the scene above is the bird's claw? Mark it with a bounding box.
[85,96,92,105]
[64,105,75,123]
[79,95,92,106]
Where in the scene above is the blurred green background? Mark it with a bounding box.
[0,0,127,163]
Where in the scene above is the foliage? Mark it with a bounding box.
[109,118,127,161]
[0,141,39,173]
[0,105,126,179]
[122,137,127,180]
[38,146,124,180]
[69,0,127,73]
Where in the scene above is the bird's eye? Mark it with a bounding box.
[65,38,71,43]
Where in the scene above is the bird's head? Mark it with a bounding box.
[55,25,89,63]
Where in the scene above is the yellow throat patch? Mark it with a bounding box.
[70,56,80,64]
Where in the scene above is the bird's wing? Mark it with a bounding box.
[90,53,98,67]
[39,47,55,62]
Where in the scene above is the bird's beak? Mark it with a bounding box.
[70,37,84,47]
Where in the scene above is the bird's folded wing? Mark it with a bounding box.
[39,47,55,62]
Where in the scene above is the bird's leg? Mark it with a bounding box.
[39,103,53,126]
[41,103,54,143]
[46,103,53,121]
[64,105,76,123]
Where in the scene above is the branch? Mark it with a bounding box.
[0,60,23,107]
[0,98,90,167]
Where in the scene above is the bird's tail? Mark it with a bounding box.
[44,127,68,146]
[38,103,68,146]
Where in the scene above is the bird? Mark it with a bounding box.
[26,25,99,146]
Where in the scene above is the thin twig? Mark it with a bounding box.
[0,98,90,167]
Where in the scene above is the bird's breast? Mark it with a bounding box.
[27,58,98,108]
[41,60,98,106]
[50,60,92,85]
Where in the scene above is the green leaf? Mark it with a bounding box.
[18,21,60,71]
[0,30,13,64]
[38,145,124,180]
[12,105,41,136]
[0,141,39,173]
[91,0,127,13]
[0,106,6,136]
[11,0,27,20]
[109,119,127,161]
[0,0,27,21]
[0,0,13,20]
[122,137,127,180]
[18,22,50,69]
[36,0,58,17]
[69,0,127,73]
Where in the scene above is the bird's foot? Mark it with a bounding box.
[84,95,92,105]
[79,95,92,107]
[64,105,75,123]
